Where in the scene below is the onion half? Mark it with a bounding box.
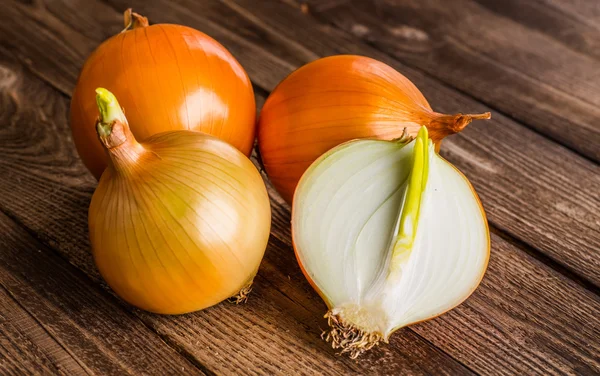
[292,127,489,357]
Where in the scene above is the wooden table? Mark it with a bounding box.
[0,1,598,374]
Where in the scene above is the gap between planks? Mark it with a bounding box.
[490,226,600,296]
[0,283,92,375]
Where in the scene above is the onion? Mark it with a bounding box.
[292,127,489,358]
[71,9,256,179]
[89,88,271,314]
[258,55,490,204]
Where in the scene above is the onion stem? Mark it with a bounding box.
[122,8,149,32]
[95,88,127,137]
[94,88,144,164]
[430,112,491,137]
[389,126,429,276]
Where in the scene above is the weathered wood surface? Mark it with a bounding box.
[0,286,86,376]
[0,0,599,374]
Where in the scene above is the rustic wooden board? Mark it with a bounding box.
[1,58,598,374]
[0,286,86,376]
[473,0,600,61]
[0,0,599,374]
[294,0,600,163]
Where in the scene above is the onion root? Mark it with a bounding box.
[228,280,254,304]
[322,311,384,359]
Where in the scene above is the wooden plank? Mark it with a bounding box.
[97,0,600,287]
[0,0,294,97]
[0,286,87,376]
[293,0,600,162]
[537,0,600,31]
[473,0,600,61]
[0,5,599,375]
[0,0,123,96]
[0,212,205,375]
[0,20,471,376]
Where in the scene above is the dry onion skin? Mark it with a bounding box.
[89,88,271,314]
[258,55,490,204]
[292,127,490,358]
[71,9,256,179]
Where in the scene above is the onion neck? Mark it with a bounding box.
[95,88,146,173]
[428,111,491,142]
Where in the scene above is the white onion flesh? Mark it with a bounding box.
[292,133,489,337]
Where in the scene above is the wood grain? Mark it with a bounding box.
[473,0,600,61]
[0,0,599,374]
[0,286,87,376]
[537,0,600,34]
[0,211,205,375]
[0,34,471,376]
[294,0,600,163]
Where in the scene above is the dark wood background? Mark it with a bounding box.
[0,0,598,375]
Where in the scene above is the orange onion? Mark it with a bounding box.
[71,9,256,179]
[258,55,490,204]
[89,88,270,314]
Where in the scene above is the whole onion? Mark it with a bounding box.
[89,88,270,314]
[71,10,256,179]
[258,55,490,204]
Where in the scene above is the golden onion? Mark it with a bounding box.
[89,88,271,314]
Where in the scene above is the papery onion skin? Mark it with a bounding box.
[71,10,256,180]
[89,89,270,314]
[258,55,490,204]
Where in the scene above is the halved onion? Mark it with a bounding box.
[292,127,490,358]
